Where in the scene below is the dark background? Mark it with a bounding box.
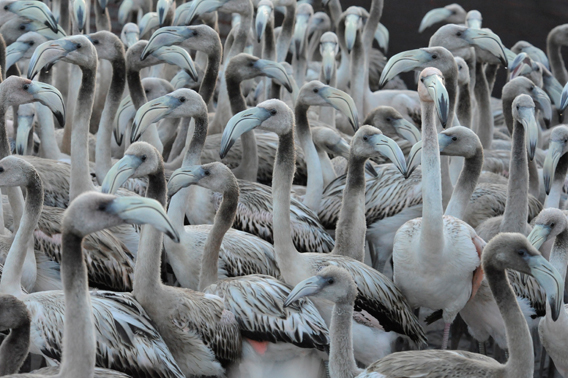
[102,0,568,97]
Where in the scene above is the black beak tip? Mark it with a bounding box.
[219,149,227,159]
[16,147,23,155]
[284,83,293,93]
[544,118,551,128]
[55,112,65,127]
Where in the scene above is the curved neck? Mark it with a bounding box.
[328,302,361,378]
[127,66,148,110]
[198,180,239,291]
[501,120,528,233]
[70,65,98,202]
[60,231,96,378]
[228,7,252,61]
[272,129,301,283]
[474,63,493,149]
[547,36,568,85]
[295,103,324,213]
[0,313,29,375]
[199,40,222,106]
[457,82,472,129]
[276,4,296,62]
[226,73,258,181]
[420,101,444,250]
[332,154,367,261]
[0,172,43,297]
[444,146,483,220]
[485,264,534,377]
[96,56,126,184]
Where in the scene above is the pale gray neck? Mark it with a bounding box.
[37,69,63,160]
[361,0,383,109]
[550,229,568,281]
[445,146,483,220]
[96,56,126,184]
[317,148,337,187]
[70,65,97,202]
[0,171,43,297]
[329,302,362,378]
[528,159,540,199]
[60,231,96,378]
[198,180,238,291]
[474,63,493,149]
[332,154,366,261]
[295,103,324,213]
[501,119,528,233]
[420,102,444,250]
[485,265,534,377]
[545,155,568,208]
[326,0,342,29]
[276,4,296,62]
[272,130,301,283]
[547,38,568,85]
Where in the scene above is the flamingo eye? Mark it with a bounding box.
[313,88,319,93]
[432,54,438,59]
[23,84,29,90]
[363,136,368,141]
[270,109,277,115]
[452,136,457,141]
[179,97,186,103]
[141,154,147,161]
[204,170,210,176]
[456,31,462,37]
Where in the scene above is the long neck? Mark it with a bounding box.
[474,63,493,149]
[501,120,528,233]
[444,146,483,220]
[547,35,568,85]
[332,154,367,261]
[272,130,301,284]
[94,1,111,31]
[227,72,258,181]
[133,166,166,299]
[199,41,221,106]
[361,0,383,107]
[485,265,534,377]
[70,65,98,202]
[127,66,148,110]
[550,229,568,282]
[276,4,296,62]
[228,7,252,61]
[198,181,238,291]
[457,82,472,129]
[326,0,342,29]
[349,29,365,116]
[328,302,361,378]
[318,148,337,187]
[96,56,126,184]
[420,101,444,250]
[545,155,568,208]
[446,72,458,126]
[295,103,324,213]
[37,69,63,160]
[0,173,43,297]
[59,232,96,378]
[0,304,30,375]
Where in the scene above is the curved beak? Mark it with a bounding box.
[26,81,65,127]
[527,224,553,251]
[114,96,135,146]
[255,59,293,93]
[525,46,550,71]
[516,105,539,161]
[344,14,360,53]
[527,255,564,322]
[406,141,423,177]
[118,0,134,25]
[543,140,564,194]
[9,1,59,33]
[107,197,180,243]
[152,45,198,82]
[328,138,350,159]
[101,154,144,194]
[320,42,337,85]
[418,7,452,33]
[392,118,421,144]
[138,12,159,38]
[255,4,272,43]
[73,0,87,32]
[172,1,192,25]
[6,41,31,69]
[167,165,206,196]
[371,134,408,177]
[379,49,430,89]
[28,39,76,80]
[422,73,450,127]
[220,107,273,158]
[171,70,197,89]
[532,86,552,126]
[509,52,529,78]
[16,104,35,156]
[183,0,227,26]
[131,95,181,143]
[157,0,173,25]
[293,13,311,56]
[374,23,389,53]
[284,275,326,307]
[141,27,189,60]
[504,48,517,69]
[462,28,508,67]
[560,81,568,112]
[318,86,359,131]
[466,18,482,30]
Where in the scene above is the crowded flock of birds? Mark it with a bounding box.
[0,0,568,376]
